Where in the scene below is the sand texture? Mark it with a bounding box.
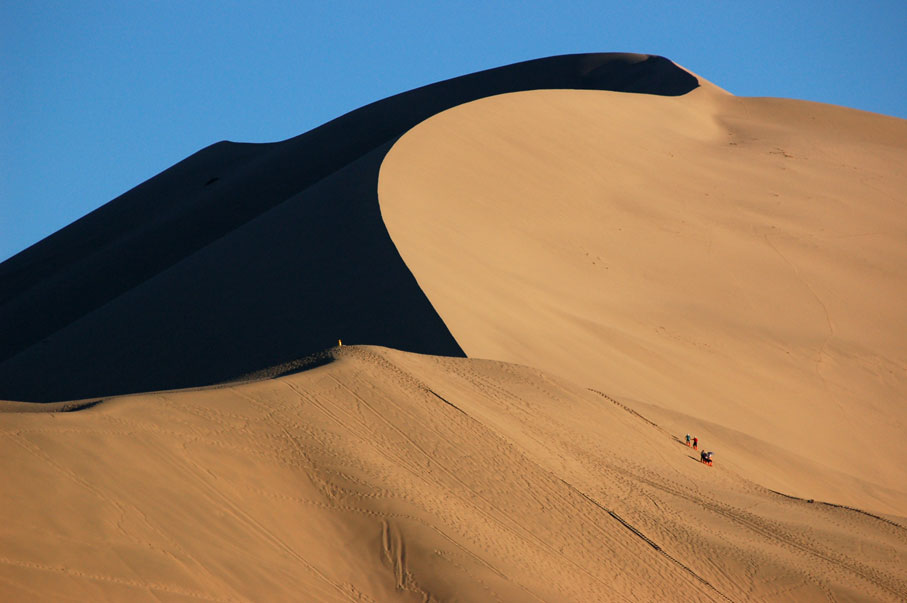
[2,346,906,601]
[379,83,907,517]
[2,53,906,600]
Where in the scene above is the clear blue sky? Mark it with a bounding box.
[2,1,905,262]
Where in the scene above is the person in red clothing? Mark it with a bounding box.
[692,437,698,450]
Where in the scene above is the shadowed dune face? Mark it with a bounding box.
[0,144,464,401]
[0,53,696,402]
[2,347,905,601]
[378,87,907,515]
[2,52,907,601]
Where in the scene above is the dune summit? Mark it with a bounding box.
[0,53,696,403]
[2,54,907,601]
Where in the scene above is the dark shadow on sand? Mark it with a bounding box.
[0,53,698,402]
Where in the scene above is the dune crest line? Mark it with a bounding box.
[0,53,697,402]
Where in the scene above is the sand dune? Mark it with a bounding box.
[2,53,906,600]
[2,346,905,601]
[0,53,694,403]
[378,83,907,516]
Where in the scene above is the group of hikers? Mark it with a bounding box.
[685,433,714,466]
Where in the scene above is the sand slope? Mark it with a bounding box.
[2,346,905,601]
[0,53,695,403]
[2,53,906,600]
[378,85,907,516]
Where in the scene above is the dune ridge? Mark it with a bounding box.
[0,53,695,403]
[2,52,906,600]
[378,85,907,515]
[2,346,905,601]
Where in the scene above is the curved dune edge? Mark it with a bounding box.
[3,54,906,600]
[377,85,907,515]
[2,346,905,601]
[0,53,698,403]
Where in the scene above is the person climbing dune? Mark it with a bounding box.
[692,436,698,450]
[685,433,691,447]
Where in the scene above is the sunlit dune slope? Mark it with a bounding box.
[378,85,907,515]
[2,347,905,601]
[3,52,906,601]
[0,53,696,403]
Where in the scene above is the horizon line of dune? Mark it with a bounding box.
[2,52,906,601]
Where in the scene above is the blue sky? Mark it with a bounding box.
[2,1,905,262]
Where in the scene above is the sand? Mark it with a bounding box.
[378,82,907,518]
[2,346,905,601]
[0,53,692,402]
[2,53,906,600]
